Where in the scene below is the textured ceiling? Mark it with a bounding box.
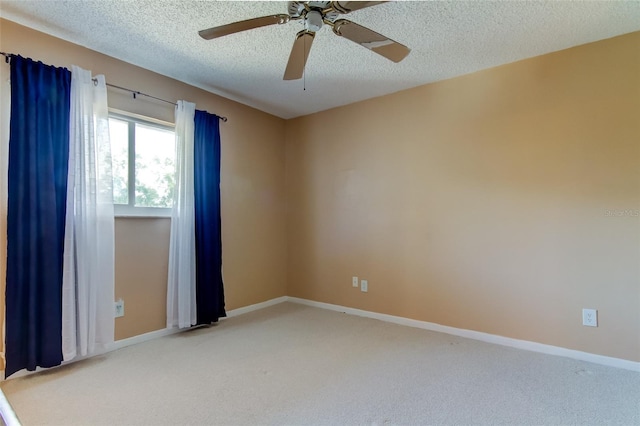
[1,1,639,119]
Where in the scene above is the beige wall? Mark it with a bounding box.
[0,19,288,349]
[114,218,171,340]
[285,32,640,362]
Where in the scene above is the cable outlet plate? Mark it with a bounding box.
[115,299,125,318]
[352,276,359,287]
[582,308,597,327]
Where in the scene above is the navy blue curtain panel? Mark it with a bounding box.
[5,56,71,378]
[194,110,226,325]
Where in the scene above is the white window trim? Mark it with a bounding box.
[109,108,173,128]
[109,109,175,218]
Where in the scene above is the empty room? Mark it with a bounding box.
[0,1,639,425]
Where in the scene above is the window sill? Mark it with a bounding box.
[114,205,172,218]
[115,214,171,219]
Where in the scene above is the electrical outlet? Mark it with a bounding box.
[582,308,597,327]
[352,276,359,287]
[361,279,368,293]
[115,299,125,318]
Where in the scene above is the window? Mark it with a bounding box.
[109,113,175,216]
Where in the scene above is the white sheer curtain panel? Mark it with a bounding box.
[62,66,115,361]
[167,100,197,329]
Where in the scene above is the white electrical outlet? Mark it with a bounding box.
[582,308,597,327]
[361,279,368,293]
[115,299,125,318]
[352,276,359,287]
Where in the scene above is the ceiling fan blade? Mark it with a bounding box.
[331,1,387,14]
[283,30,315,81]
[199,14,290,40]
[332,19,410,63]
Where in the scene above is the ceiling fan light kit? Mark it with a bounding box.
[304,10,324,32]
[199,1,411,80]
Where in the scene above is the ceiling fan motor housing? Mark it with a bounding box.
[288,1,337,33]
[288,1,306,18]
[288,1,331,17]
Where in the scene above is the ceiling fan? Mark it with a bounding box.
[199,1,411,80]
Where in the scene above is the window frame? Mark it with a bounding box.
[109,109,175,218]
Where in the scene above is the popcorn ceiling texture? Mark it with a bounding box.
[1,1,639,119]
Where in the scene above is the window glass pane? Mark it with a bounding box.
[109,118,129,205]
[135,123,175,208]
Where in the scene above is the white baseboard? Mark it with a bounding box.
[110,326,183,351]
[225,296,288,318]
[286,296,640,372]
[112,295,288,348]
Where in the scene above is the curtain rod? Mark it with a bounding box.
[0,51,228,123]
[102,82,228,122]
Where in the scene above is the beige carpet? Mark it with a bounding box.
[1,302,639,425]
